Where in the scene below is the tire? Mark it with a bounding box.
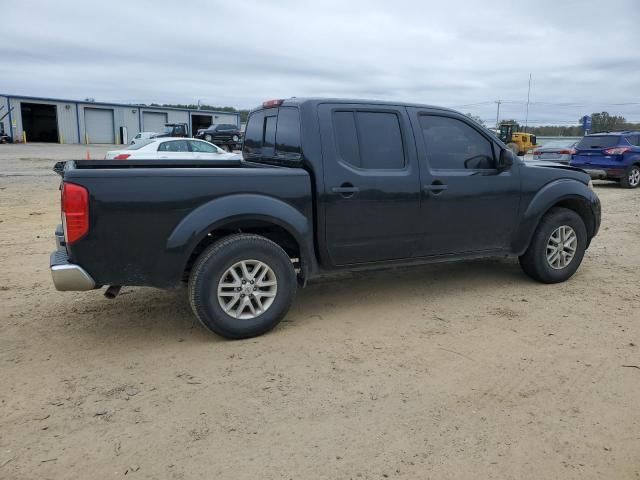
[518,207,588,284]
[204,134,213,142]
[620,164,640,189]
[188,234,297,339]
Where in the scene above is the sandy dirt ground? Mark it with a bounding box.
[1,143,639,479]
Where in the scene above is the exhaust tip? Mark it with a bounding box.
[104,285,122,299]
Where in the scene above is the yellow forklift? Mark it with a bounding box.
[498,122,537,156]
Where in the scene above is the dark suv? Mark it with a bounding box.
[195,124,243,151]
[571,131,640,188]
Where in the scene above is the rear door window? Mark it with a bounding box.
[332,110,405,169]
[576,136,620,149]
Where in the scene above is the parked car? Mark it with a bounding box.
[532,140,577,164]
[194,124,242,151]
[104,138,241,160]
[570,131,640,188]
[50,98,600,339]
[152,123,189,138]
[130,131,157,144]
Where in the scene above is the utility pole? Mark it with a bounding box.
[495,100,501,129]
[524,73,532,133]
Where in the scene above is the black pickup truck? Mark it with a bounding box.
[51,98,601,339]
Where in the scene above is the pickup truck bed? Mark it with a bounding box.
[57,160,313,288]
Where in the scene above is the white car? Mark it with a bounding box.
[105,138,242,161]
[130,132,158,144]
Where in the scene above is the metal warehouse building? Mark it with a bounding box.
[0,94,240,144]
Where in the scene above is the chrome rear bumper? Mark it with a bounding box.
[50,229,96,291]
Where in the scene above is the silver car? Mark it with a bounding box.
[532,140,578,164]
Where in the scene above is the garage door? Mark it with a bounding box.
[85,108,114,144]
[143,112,168,133]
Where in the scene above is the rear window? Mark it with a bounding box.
[576,135,621,149]
[243,107,301,160]
[128,139,153,150]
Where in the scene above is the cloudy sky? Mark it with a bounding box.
[1,0,639,125]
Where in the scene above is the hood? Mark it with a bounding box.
[523,160,590,184]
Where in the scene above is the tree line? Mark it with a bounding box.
[466,112,639,136]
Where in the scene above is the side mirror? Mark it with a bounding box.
[498,149,514,169]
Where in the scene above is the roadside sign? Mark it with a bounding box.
[582,115,592,134]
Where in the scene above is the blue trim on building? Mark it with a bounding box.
[75,103,81,144]
[6,96,13,138]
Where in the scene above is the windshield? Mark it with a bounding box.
[160,125,173,133]
[576,135,620,149]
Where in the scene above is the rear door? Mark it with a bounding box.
[318,103,421,265]
[408,108,520,255]
[156,140,193,160]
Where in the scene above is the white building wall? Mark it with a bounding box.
[0,94,241,144]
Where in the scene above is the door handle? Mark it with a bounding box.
[423,182,448,194]
[332,183,359,198]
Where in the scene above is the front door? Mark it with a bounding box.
[408,108,521,256]
[318,103,422,266]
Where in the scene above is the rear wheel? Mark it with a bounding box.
[620,165,640,189]
[519,207,587,283]
[188,234,297,339]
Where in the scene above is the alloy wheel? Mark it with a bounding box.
[217,260,278,319]
[546,225,577,270]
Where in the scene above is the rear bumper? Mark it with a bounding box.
[50,227,96,291]
[50,250,96,291]
[582,168,625,179]
[584,169,608,179]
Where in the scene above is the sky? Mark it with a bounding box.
[1,0,639,126]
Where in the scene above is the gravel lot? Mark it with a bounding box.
[1,143,639,479]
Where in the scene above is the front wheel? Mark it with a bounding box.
[188,234,297,339]
[620,165,640,189]
[518,207,588,283]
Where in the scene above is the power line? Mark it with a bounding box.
[458,100,640,108]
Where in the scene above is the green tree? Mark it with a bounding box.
[588,112,626,133]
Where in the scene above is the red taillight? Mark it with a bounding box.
[62,182,89,245]
[533,150,541,156]
[113,153,130,160]
[262,99,284,108]
[558,149,576,155]
[603,147,630,155]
